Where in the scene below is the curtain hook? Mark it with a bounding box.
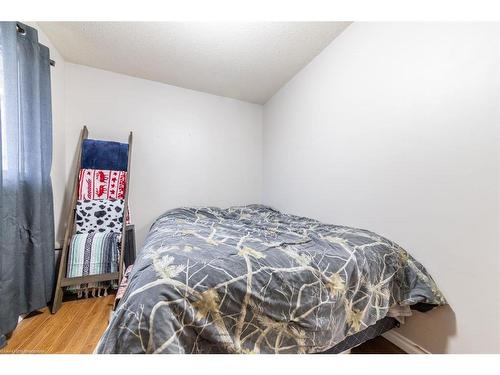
[16,23,26,35]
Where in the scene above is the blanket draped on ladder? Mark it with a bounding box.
[66,232,121,297]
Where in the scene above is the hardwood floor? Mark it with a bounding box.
[0,294,115,354]
[352,336,406,354]
[0,295,405,354]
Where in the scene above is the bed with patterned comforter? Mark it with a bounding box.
[96,205,446,354]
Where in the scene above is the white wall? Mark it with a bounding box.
[65,64,263,246]
[263,22,500,354]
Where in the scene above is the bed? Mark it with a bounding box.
[96,205,446,354]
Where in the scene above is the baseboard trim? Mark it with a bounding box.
[382,331,430,354]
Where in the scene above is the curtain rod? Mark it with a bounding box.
[16,23,56,67]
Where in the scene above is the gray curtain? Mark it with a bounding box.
[0,22,54,347]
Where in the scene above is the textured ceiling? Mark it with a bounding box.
[39,22,350,104]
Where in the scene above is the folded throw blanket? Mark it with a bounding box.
[78,169,127,200]
[75,199,124,234]
[66,232,121,296]
[81,139,128,171]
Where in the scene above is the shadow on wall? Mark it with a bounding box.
[57,153,75,250]
[53,134,81,292]
[396,304,457,353]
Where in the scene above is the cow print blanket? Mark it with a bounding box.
[75,199,124,234]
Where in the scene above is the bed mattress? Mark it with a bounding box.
[96,205,446,354]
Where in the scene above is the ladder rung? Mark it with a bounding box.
[61,272,120,287]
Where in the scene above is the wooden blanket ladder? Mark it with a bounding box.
[52,126,133,314]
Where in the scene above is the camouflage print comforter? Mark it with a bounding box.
[96,205,446,353]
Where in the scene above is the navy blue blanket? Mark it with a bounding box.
[81,139,128,171]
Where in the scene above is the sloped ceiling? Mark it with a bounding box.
[39,22,351,104]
